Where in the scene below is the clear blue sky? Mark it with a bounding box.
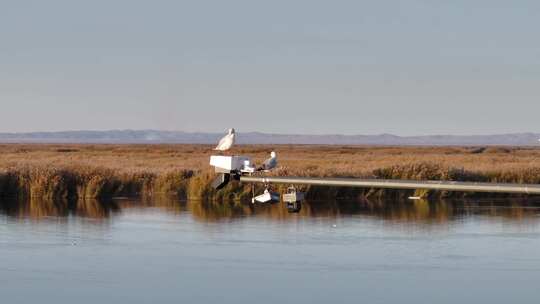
[1,0,539,135]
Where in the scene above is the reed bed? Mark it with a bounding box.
[1,144,540,202]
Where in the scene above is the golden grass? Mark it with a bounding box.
[1,144,540,201]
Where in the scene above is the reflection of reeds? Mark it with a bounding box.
[178,198,540,225]
[3,194,540,226]
[190,200,254,222]
[0,196,118,219]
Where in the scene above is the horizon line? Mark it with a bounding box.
[0,129,539,138]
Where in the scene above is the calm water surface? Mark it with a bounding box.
[1,198,540,303]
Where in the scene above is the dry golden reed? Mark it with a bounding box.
[1,144,540,201]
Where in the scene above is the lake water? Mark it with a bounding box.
[1,197,540,304]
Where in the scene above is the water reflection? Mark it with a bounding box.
[2,196,540,225]
[0,197,119,219]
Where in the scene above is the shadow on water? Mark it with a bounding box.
[3,195,540,226]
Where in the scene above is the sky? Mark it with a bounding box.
[1,0,539,135]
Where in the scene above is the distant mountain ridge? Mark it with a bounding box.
[0,130,539,146]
